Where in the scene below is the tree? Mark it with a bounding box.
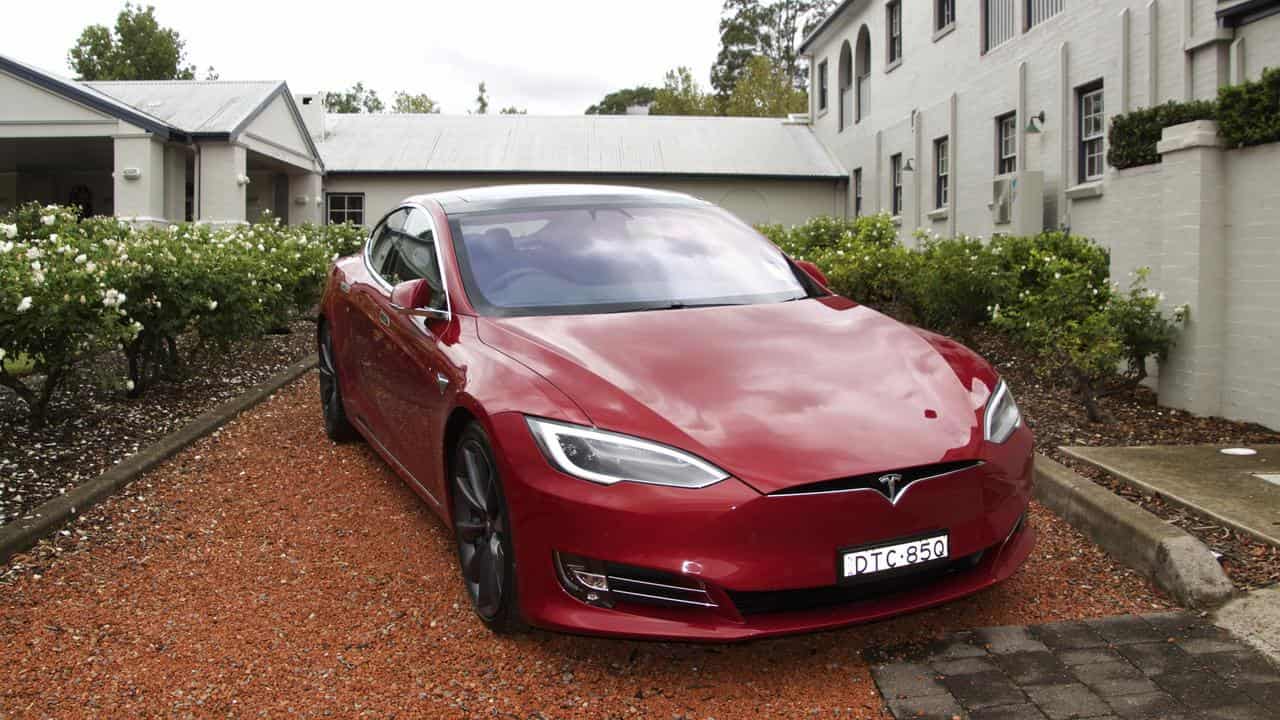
[499,106,527,115]
[651,67,715,116]
[324,83,384,114]
[724,56,808,117]
[67,3,196,80]
[393,91,440,113]
[474,82,489,114]
[766,0,835,90]
[711,0,770,102]
[585,86,657,115]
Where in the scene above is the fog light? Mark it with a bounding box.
[572,568,609,592]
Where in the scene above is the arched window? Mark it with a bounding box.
[855,25,871,122]
[837,40,853,132]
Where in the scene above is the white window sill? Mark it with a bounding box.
[926,207,949,221]
[1065,180,1105,200]
[885,58,902,74]
[932,24,955,43]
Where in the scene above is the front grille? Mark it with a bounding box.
[726,549,985,616]
[603,562,717,608]
[768,460,982,499]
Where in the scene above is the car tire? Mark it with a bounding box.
[451,422,525,634]
[318,320,359,443]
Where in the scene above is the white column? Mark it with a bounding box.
[163,145,187,222]
[197,142,247,224]
[1155,120,1226,417]
[288,172,324,225]
[113,134,166,224]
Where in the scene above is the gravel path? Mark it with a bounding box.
[0,374,1172,719]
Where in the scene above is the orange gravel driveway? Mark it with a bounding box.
[0,373,1171,719]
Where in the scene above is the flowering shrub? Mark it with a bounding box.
[762,216,1184,421]
[0,204,364,425]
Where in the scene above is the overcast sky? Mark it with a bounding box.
[6,0,725,115]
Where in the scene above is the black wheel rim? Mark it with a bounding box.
[318,326,340,426]
[453,439,506,619]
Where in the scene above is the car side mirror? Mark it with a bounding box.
[390,278,443,318]
[794,259,829,288]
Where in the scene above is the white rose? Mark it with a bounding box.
[0,348,6,362]
[75,254,87,265]
[41,215,55,226]
[16,296,33,313]
[1,223,16,239]
[125,380,135,391]
[207,300,218,311]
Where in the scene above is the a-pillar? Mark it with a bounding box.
[1155,120,1226,417]
[113,134,166,224]
[197,142,247,224]
[288,172,323,225]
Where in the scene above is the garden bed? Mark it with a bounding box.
[0,319,313,527]
[961,326,1280,591]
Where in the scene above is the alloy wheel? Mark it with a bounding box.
[453,439,507,619]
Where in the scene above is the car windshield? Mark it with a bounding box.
[448,202,813,316]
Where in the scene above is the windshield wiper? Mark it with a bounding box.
[606,301,747,314]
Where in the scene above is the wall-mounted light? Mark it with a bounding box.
[121,167,142,180]
[902,158,915,172]
[1026,110,1047,134]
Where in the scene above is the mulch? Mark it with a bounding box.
[0,319,314,528]
[962,326,1280,590]
[0,374,1172,719]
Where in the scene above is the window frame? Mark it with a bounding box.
[890,153,903,216]
[1025,0,1065,31]
[1077,80,1105,183]
[934,136,950,209]
[817,59,829,113]
[853,168,863,217]
[363,203,454,320]
[935,0,956,32]
[886,1,903,66]
[326,192,366,226]
[996,112,1017,176]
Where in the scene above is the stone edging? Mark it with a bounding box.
[1033,454,1236,608]
[0,355,318,566]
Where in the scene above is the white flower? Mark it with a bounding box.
[0,348,6,362]
[16,296,33,313]
[207,300,218,311]
[0,241,11,253]
[25,247,42,260]
[1,223,16,239]
[74,254,87,265]
[40,215,55,226]
[85,261,97,273]
[125,380,136,392]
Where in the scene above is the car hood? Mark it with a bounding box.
[477,297,1000,494]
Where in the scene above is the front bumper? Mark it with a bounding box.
[486,412,1036,642]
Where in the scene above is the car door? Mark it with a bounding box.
[366,205,455,506]
[344,207,408,441]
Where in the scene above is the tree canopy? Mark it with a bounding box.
[585,86,658,115]
[392,91,440,114]
[723,56,808,117]
[67,3,197,81]
[474,82,489,114]
[650,67,716,116]
[324,83,384,114]
[710,0,833,97]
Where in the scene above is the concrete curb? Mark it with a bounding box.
[1033,454,1236,608]
[0,355,317,566]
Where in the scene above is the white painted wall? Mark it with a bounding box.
[802,0,1262,243]
[322,173,846,228]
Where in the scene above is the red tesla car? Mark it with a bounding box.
[317,185,1034,641]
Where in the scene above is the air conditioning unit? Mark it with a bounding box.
[991,177,1014,225]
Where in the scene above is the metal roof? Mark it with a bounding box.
[318,114,846,178]
[84,80,282,136]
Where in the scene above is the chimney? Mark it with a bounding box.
[295,93,325,141]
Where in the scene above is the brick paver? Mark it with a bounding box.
[870,612,1280,720]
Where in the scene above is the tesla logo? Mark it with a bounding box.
[878,473,904,498]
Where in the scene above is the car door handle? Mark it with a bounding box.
[379,310,390,327]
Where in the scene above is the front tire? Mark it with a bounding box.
[451,422,524,634]
[318,321,358,443]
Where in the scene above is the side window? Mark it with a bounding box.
[367,208,408,282]
[381,208,446,310]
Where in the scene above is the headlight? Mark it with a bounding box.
[984,379,1022,444]
[525,417,729,488]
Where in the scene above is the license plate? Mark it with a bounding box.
[841,533,949,579]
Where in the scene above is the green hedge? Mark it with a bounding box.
[1218,66,1280,148]
[1107,100,1217,169]
[0,204,365,426]
[763,216,1183,421]
[1108,66,1280,169]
